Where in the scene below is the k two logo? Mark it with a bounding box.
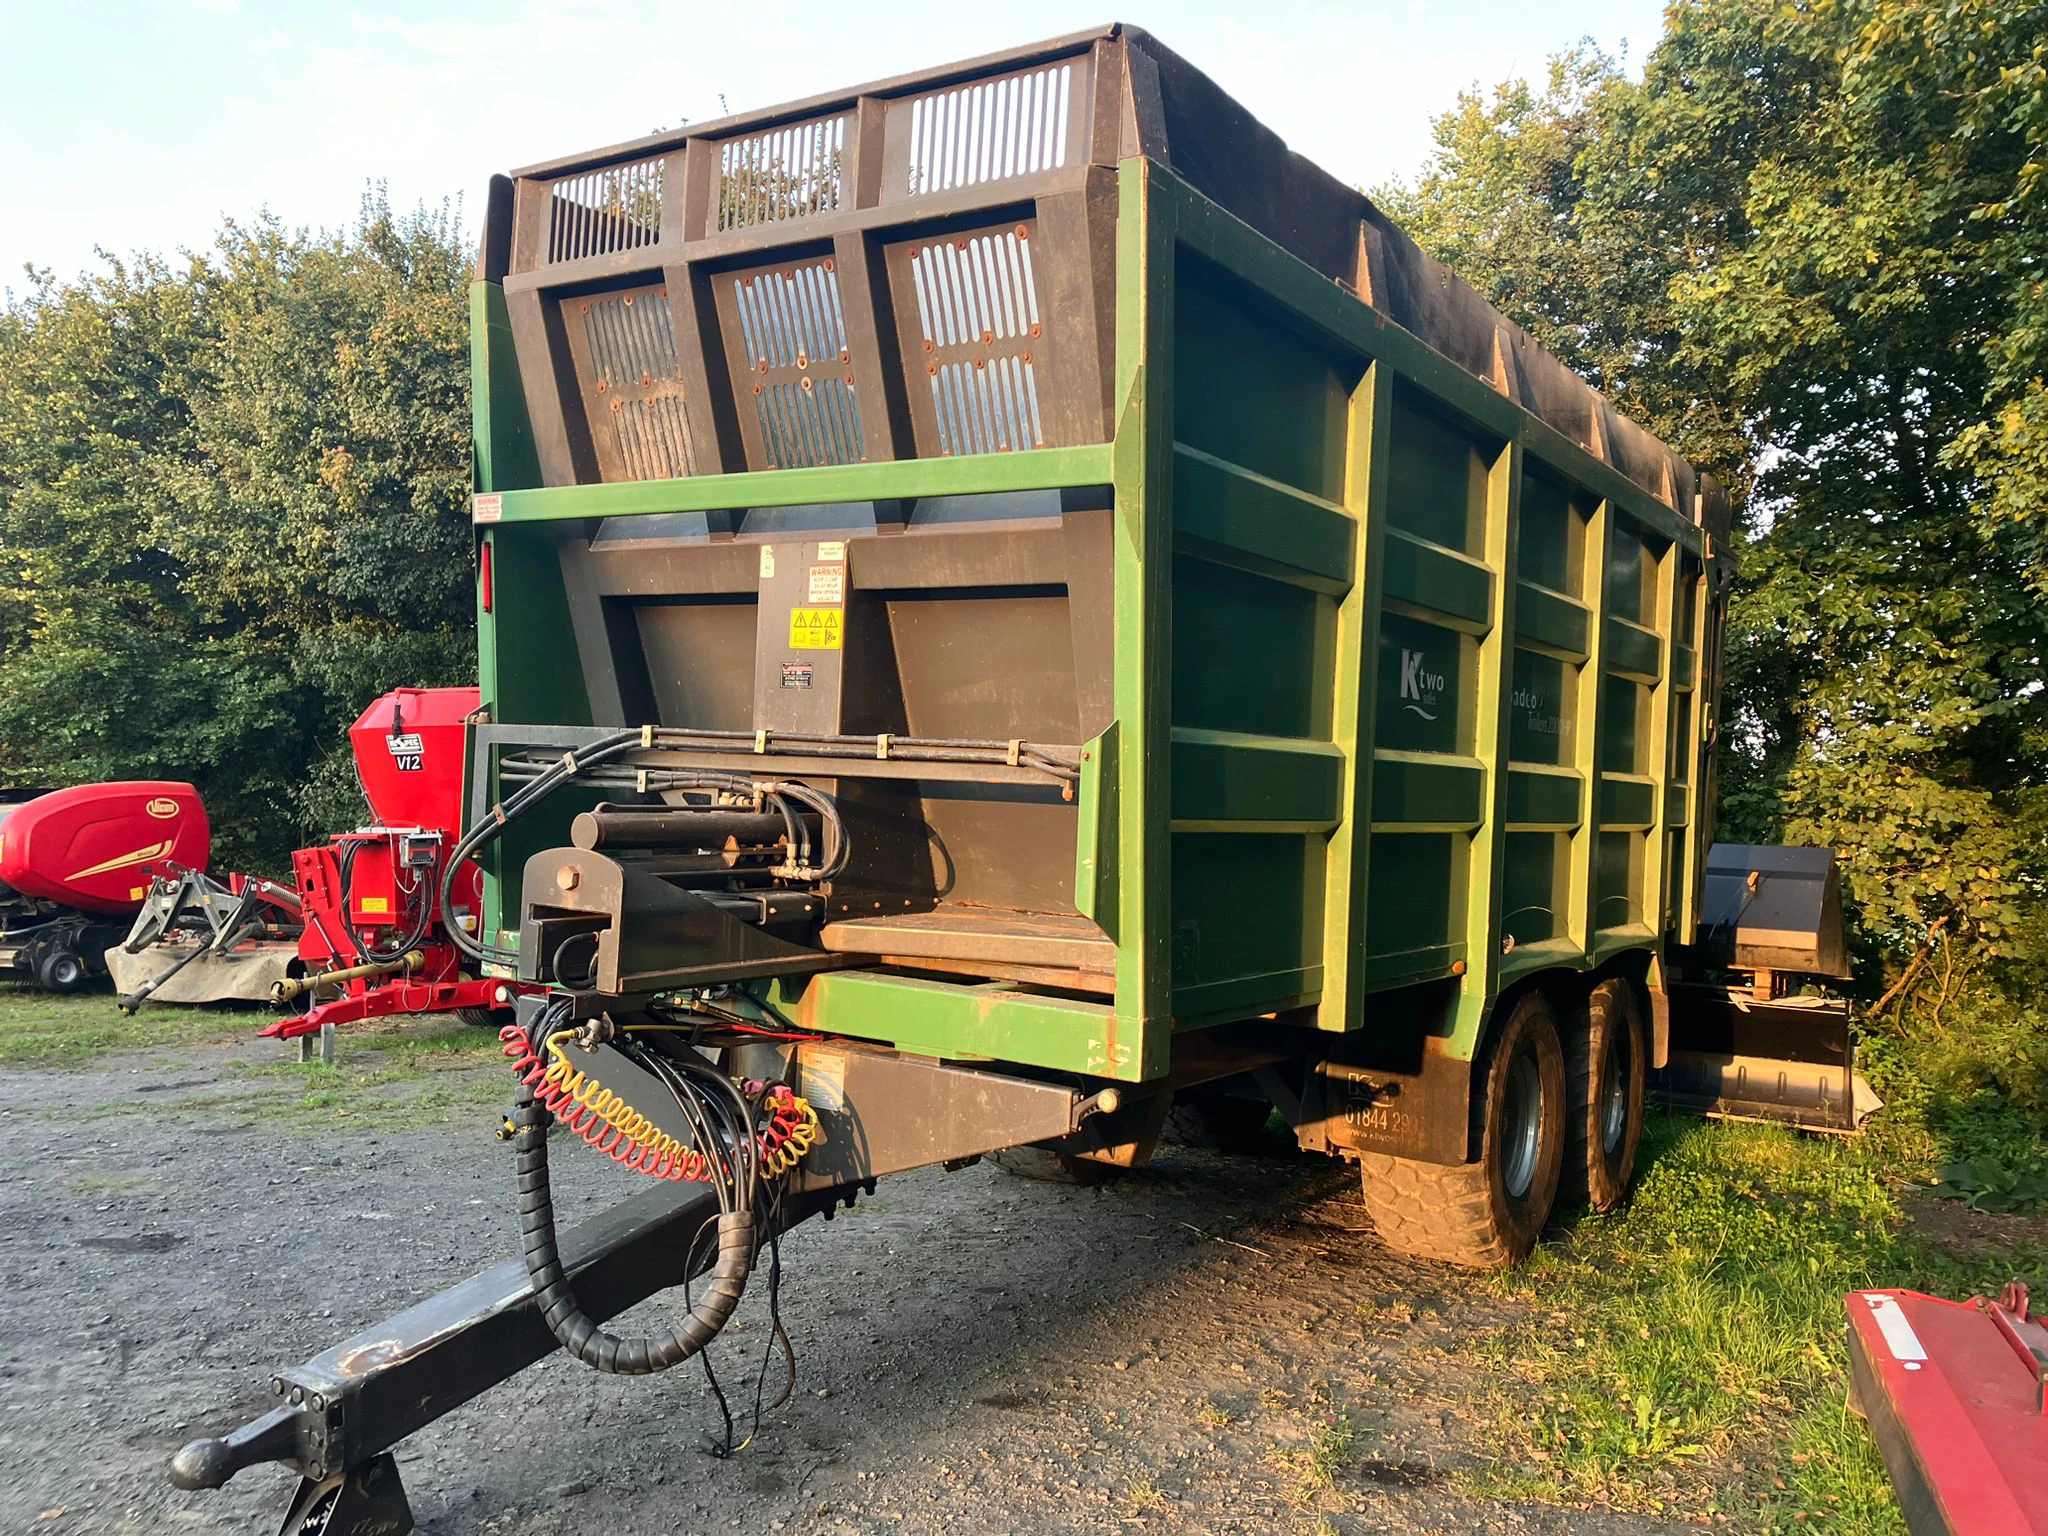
[1400,648,1445,721]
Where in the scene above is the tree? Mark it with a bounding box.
[0,194,474,871]
[1383,0,2048,1113]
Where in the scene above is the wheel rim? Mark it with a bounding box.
[1502,1049,1543,1199]
[1600,1026,1630,1155]
[51,956,81,987]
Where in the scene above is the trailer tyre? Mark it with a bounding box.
[1167,1095,1277,1154]
[1357,991,1566,1270]
[36,947,88,993]
[1564,978,1645,1212]
[989,1147,1125,1186]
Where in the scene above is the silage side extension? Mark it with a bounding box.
[174,26,1866,1533]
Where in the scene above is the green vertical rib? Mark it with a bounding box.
[469,278,583,947]
[1568,499,1614,953]
[1449,440,1523,1058]
[1317,361,1392,1032]
[1108,158,1176,1080]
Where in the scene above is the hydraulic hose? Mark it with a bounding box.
[513,1087,754,1374]
[450,726,1074,967]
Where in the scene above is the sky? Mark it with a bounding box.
[0,0,1669,288]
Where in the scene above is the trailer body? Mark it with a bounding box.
[464,24,1754,1153]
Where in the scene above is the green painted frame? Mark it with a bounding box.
[464,153,1719,1086]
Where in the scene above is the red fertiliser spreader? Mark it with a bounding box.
[260,687,535,1041]
[1848,1284,2048,1535]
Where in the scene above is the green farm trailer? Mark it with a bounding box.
[173,26,1868,1533]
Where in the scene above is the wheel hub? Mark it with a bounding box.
[1600,1026,1631,1155]
[1502,1051,1542,1199]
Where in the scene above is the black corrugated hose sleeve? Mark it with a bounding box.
[512,1089,753,1374]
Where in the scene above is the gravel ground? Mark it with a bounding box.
[0,1034,1690,1536]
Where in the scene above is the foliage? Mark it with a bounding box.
[1936,1156,2048,1213]
[1382,0,2048,1141]
[1468,1113,2044,1529]
[0,193,473,871]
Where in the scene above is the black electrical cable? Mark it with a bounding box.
[692,1169,798,1460]
[338,837,435,966]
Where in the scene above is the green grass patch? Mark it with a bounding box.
[1460,1112,2047,1530]
[1268,1412,1357,1505]
[0,984,259,1066]
[221,1016,510,1129]
[21,1007,513,1134]
[67,1173,151,1195]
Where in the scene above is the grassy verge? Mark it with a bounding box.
[0,983,259,1066]
[5,993,515,1133]
[1459,1111,2047,1531]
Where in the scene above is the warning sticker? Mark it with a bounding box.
[804,1049,848,1112]
[358,896,391,915]
[758,545,776,578]
[807,564,845,604]
[472,493,502,524]
[780,660,814,689]
[788,608,843,650]
[818,540,847,562]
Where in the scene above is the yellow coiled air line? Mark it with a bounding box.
[536,1029,820,1181]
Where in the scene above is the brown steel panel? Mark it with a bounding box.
[1084,37,1127,167]
[886,55,1094,206]
[492,25,1709,518]
[510,27,1115,182]
[558,281,697,484]
[849,96,888,208]
[554,525,630,724]
[504,287,587,487]
[635,598,758,730]
[833,231,912,460]
[1034,175,1119,445]
[660,261,742,475]
[821,908,1112,969]
[714,255,869,472]
[509,177,550,275]
[883,217,1058,458]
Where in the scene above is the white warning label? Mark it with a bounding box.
[807,564,845,604]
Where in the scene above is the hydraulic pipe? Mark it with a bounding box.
[570,807,808,851]
[271,949,422,1005]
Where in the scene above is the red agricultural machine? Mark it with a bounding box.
[107,686,532,1035]
[0,781,214,991]
[260,686,527,1040]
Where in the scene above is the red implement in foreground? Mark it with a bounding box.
[260,687,539,1040]
[1847,1285,2048,1536]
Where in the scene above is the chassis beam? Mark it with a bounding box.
[171,1176,838,1533]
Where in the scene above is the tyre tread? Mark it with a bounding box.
[1356,1150,1515,1269]
[1562,978,1644,1212]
